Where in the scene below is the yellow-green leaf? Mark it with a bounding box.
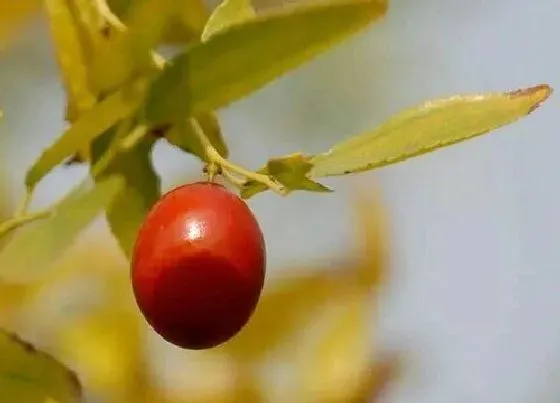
[144,0,388,123]
[106,0,133,17]
[91,132,160,258]
[176,0,209,37]
[241,153,331,199]
[25,79,146,191]
[70,0,109,41]
[91,0,178,93]
[0,176,124,283]
[107,0,209,42]
[239,180,268,200]
[0,329,81,403]
[165,113,229,160]
[201,0,256,41]
[44,0,99,122]
[310,84,553,177]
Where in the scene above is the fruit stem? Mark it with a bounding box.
[191,119,287,196]
[221,169,245,187]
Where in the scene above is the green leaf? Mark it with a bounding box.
[106,0,209,41]
[0,176,124,283]
[201,0,256,41]
[176,0,209,37]
[25,79,147,191]
[91,0,179,93]
[0,330,81,403]
[144,0,388,123]
[165,113,229,160]
[239,179,268,200]
[107,0,134,17]
[44,0,99,121]
[91,131,161,258]
[240,153,331,199]
[310,84,553,177]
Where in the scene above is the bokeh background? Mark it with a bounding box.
[1,0,560,402]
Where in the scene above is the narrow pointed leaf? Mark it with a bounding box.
[44,0,99,122]
[0,330,81,403]
[91,132,161,258]
[145,0,388,123]
[25,80,146,191]
[311,84,552,177]
[91,0,178,93]
[201,0,256,41]
[0,176,124,283]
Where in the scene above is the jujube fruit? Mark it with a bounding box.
[130,182,266,349]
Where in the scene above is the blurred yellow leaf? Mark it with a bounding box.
[201,0,256,41]
[0,176,124,283]
[0,1,41,49]
[297,292,372,403]
[310,84,552,177]
[53,306,145,403]
[162,356,257,403]
[352,185,390,291]
[0,329,81,403]
[347,354,401,403]
[0,283,29,326]
[218,270,355,360]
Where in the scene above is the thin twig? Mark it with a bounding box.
[191,119,287,196]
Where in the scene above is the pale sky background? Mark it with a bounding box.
[1,0,560,402]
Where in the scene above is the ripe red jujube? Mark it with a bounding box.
[131,182,266,350]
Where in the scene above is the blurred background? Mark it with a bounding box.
[1,0,560,402]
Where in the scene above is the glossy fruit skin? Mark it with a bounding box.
[131,182,266,350]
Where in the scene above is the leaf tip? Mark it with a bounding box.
[509,83,553,114]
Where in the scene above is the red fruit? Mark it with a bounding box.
[131,182,266,350]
